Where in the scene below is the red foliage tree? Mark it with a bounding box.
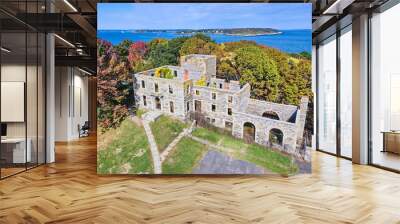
[128,41,147,69]
[97,39,133,131]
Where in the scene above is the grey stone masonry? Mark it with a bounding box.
[180,54,217,81]
[133,54,309,158]
[295,97,309,145]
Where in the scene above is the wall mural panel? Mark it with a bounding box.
[97,3,313,175]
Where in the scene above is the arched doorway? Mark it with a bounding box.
[243,122,256,143]
[155,97,161,110]
[269,128,283,146]
[262,111,280,120]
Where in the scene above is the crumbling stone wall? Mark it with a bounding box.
[295,97,309,145]
[246,99,298,122]
[180,54,216,81]
[135,74,187,120]
[134,54,309,158]
[231,112,298,154]
[192,83,237,129]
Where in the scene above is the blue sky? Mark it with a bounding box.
[98,3,311,30]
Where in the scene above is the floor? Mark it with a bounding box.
[372,150,400,171]
[0,167,26,178]
[0,135,400,223]
[1,162,43,179]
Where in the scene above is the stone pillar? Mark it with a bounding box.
[232,115,243,139]
[295,97,309,146]
[352,14,369,164]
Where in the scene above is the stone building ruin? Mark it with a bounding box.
[133,54,308,157]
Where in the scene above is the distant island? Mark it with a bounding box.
[133,28,282,36]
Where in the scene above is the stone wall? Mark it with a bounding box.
[228,81,241,92]
[133,54,309,158]
[295,97,309,145]
[192,84,236,129]
[233,84,251,113]
[135,74,187,120]
[180,55,216,80]
[209,78,227,89]
[232,112,298,154]
[246,99,298,122]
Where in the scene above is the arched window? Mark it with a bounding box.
[262,111,280,120]
[243,122,256,143]
[269,128,283,146]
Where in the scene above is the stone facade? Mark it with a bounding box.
[133,54,309,157]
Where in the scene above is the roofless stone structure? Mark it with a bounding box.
[133,54,308,157]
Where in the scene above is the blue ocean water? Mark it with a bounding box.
[97,29,311,53]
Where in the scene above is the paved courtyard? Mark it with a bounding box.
[193,150,272,174]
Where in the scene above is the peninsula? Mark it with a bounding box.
[133,28,282,36]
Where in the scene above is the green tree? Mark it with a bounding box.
[233,46,282,102]
[299,51,311,60]
[179,37,223,58]
[166,36,189,64]
[115,40,133,58]
[147,40,174,67]
[224,40,258,52]
[147,37,188,67]
[217,59,238,80]
[191,33,214,43]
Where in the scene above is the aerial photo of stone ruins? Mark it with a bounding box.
[98,51,311,175]
[97,4,312,176]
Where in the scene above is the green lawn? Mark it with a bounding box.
[191,127,298,175]
[162,137,207,174]
[135,108,147,118]
[97,118,154,174]
[150,115,188,153]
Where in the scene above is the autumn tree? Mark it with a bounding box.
[233,46,282,102]
[179,37,224,58]
[97,39,133,131]
[97,35,313,142]
[115,40,133,58]
[128,41,147,70]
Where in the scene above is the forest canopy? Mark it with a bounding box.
[97,33,312,134]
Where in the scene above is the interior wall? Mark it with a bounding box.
[55,66,69,141]
[1,64,31,138]
[55,67,89,141]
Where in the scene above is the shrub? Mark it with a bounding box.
[195,75,207,86]
[155,67,173,79]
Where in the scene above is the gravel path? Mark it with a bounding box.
[160,120,196,163]
[142,111,162,174]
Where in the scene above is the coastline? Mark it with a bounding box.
[222,32,283,36]
[176,31,283,37]
[97,30,312,54]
